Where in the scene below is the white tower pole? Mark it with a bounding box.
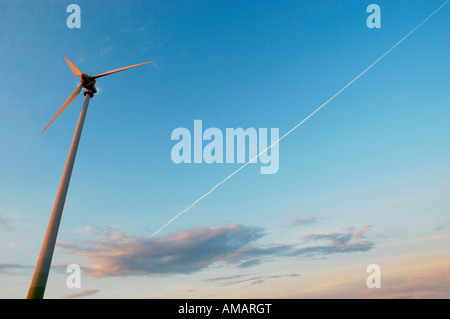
[27,91,93,299]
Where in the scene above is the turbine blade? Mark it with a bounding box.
[93,61,153,79]
[63,56,82,77]
[41,83,83,134]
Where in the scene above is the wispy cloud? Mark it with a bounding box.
[6,242,21,250]
[295,225,374,257]
[64,289,99,299]
[99,45,114,57]
[0,262,73,276]
[282,215,320,228]
[57,223,375,278]
[204,275,243,282]
[354,225,372,239]
[290,252,450,299]
[364,283,450,299]
[0,214,12,230]
[0,263,28,275]
[205,273,301,287]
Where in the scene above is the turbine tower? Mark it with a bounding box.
[27,56,153,299]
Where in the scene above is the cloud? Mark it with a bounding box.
[57,223,375,278]
[353,224,372,239]
[237,259,263,268]
[204,275,243,282]
[0,263,28,275]
[205,273,301,287]
[0,262,68,276]
[364,283,450,299]
[7,242,21,250]
[223,243,292,268]
[58,224,267,277]
[293,225,374,257]
[433,222,449,232]
[64,289,99,299]
[282,216,320,228]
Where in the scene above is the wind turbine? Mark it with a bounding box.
[27,56,153,299]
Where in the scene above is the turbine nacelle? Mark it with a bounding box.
[81,73,97,94]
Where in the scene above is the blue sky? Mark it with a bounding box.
[0,0,449,298]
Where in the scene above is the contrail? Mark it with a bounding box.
[152,1,449,237]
